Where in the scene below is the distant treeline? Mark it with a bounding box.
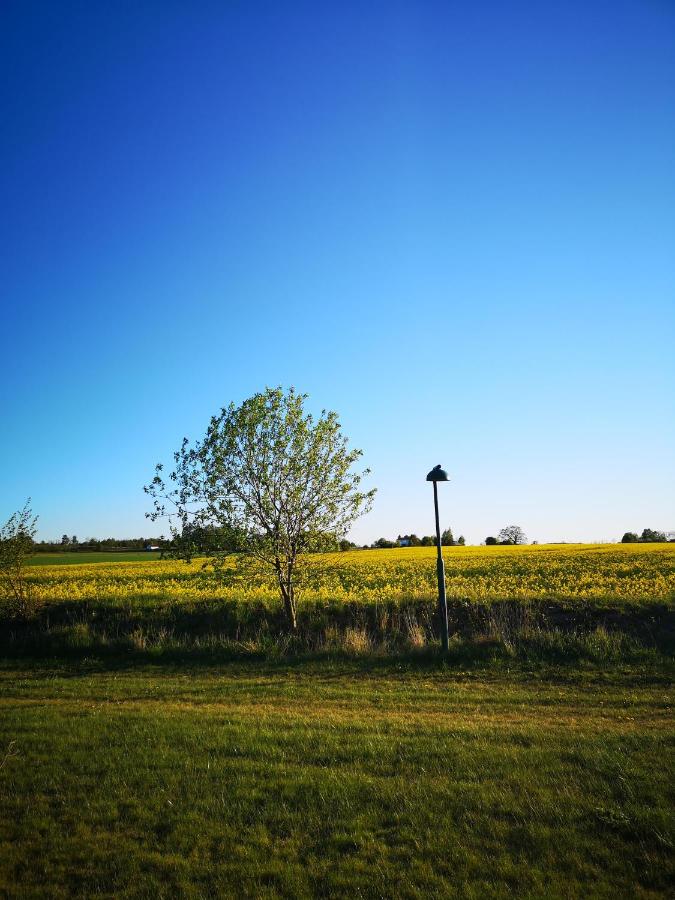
[621,529,673,544]
[370,529,466,549]
[30,529,466,555]
[32,536,172,553]
[30,525,673,555]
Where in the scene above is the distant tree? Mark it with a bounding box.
[71,535,78,546]
[498,525,527,545]
[640,528,667,543]
[374,537,395,549]
[60,534,70,546]
[457,535,465,546]
[621,532,639,544]
[146,387,375,630]
[409,534,422,547]
[0,501,39,618]
[177,523,247,555]
[420,535,435,547]
[441,528,455,546]
[339,539,357,552]
[485,536,497,545]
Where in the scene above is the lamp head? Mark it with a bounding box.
[426,464,449,482]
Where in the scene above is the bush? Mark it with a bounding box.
[0,501,40,619]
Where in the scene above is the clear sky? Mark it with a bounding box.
[1,1,674,545]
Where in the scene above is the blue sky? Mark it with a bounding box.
[1,0,673,544]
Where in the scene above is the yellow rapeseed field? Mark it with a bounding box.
[26,543,675,607]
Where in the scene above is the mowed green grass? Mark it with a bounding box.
[0,660,672,898]
[27,551,164,566]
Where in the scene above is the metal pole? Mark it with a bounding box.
[433,481,449,652]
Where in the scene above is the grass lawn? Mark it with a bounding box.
[27,552,165,566]
[0,658,672,898]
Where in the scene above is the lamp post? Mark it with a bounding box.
[427,464,449,653]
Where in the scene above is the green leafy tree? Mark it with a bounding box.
[640,528,666,543]
[485,536,497,545]
[60,534,70,546]
[145,387,375,630]
[457,535,465,546]
[420,535,435,547]
[621,532,639,543]
[441,528,455,546]
[0,501,38,618]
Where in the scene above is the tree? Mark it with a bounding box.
[457,535,465,546]
[145,387,375,629]
[0,501,38,618]
[179,523,247,555]
[640,528,666,543]
[621,532,639,544]
[409,534,421,547]
[71,535,78,546]
[374,537,395,549]
[60,534,70,545]
[420,535,435,547]
[485,536,497,545]
[498,525,527,545]
[441,528,455,546]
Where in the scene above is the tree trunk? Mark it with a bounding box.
[275,559,297,630]
[278,580,297,630]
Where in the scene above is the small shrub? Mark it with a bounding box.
[405,618,427,649]
[342,628,372,654]
[0,501,40,620]
[63,623,94,649]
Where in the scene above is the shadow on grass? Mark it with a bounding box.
[2,637,673,687]
[1,595,673,679]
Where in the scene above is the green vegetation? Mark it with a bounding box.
[146,386,375,629]
[0,659,672,898]
[2,543,672,896]
[2,593,673,665]
[0,501,38,618]
[622,529,670,544]
[4,544,672,663]
[27,551,165,567]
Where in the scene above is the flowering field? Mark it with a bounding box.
[26,543,675,608]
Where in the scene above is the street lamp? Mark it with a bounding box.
[426,464,449,652]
